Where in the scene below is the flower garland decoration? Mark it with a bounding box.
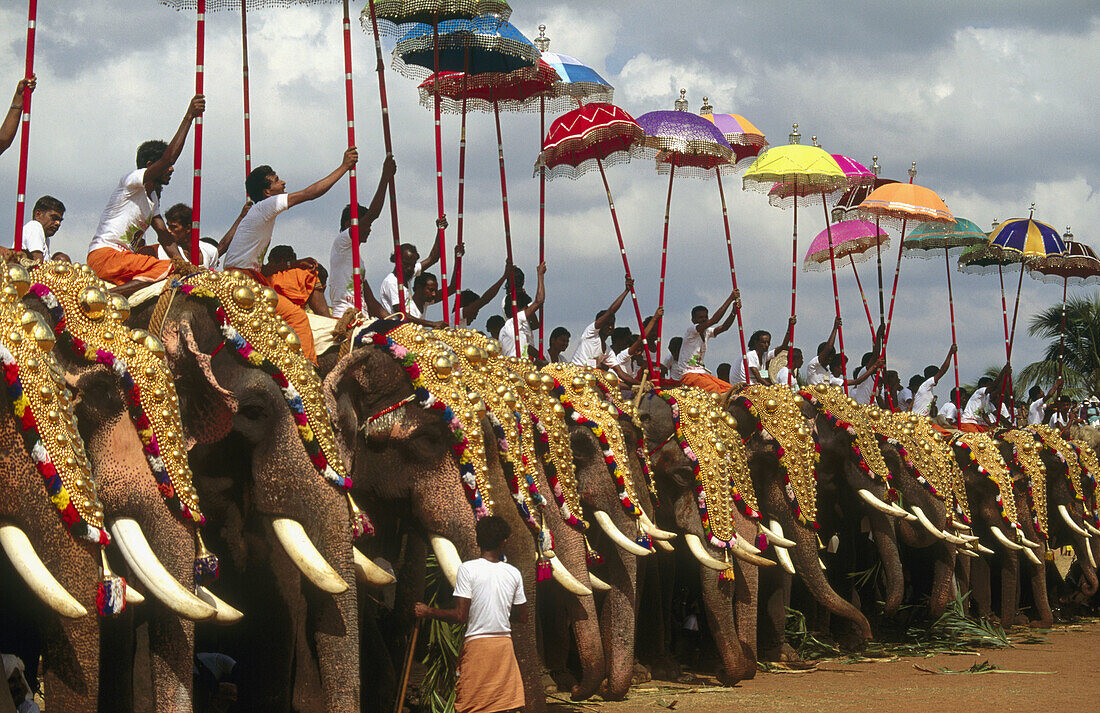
[592,369,660,503]
[1002,429,1049,539]
[174,271,371,538]
[1069,440,1100,527]
[800,384,893,493]
[0,265,124,615]
[952,431,1021,532]
[1032,424,1086,506]
[735,385,820,528]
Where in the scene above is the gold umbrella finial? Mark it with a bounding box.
[674,88,688,111]
[871,155,880,176]
[992,217,1000,230]
[908,162,917,179]
[1029,202,1036,219]
[811,135,820,147]
[534,24,550,52]
[1064,226,1074,240]
[699,96,713,114]
[789,123,801,144]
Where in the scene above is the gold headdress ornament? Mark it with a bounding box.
[953,431,1021,530]
[0,262,126,614]
[171,270,368,536]
[801,384,891,485]
[1001,429,1049,538]
[1032,424,1085,503]
[662,386,758,547]
[735,384,819,526]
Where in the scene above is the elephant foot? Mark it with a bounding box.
[542,671,565,695]
[1030,617,1053,629]
[646,656,682,682]
[597,680,629,702]
[762,642,807,665]
[631,661,652,686]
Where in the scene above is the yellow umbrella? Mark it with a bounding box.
[742,125,847,385]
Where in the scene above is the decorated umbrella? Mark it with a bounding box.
[1027,231,1100,372]
[394,15,539,328]
[530,25,614,356]
[742,125,847,385]
[902,217,989,424]
[535,102,657,372]
[12,0,36,251]
[804,219,890,338]
[958,229,1024,364]
[636,91,736,383]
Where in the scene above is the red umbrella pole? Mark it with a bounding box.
[12,0,36,251]
[944,247,962,426]
[875,215,885,325]
[537,94,546,358]
[190,0,205,265]
[821,194,847,394]
[847,254,876,340]
[452,56,469,326]
[431,21,450,324]
[241,0,251,178]
[787,182,799,386]
[595,156,654,375]
[715,169,749,385]
[1059,277,1068,375]
[493,101,521,356]
[365,0,405,313]
[340,0,363,310]
[654,165,675,385]
[997,262,1011,360]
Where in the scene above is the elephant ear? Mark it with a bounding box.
[162,311,238,448]
[323,348,372,462]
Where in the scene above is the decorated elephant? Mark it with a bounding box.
[129,270,362,712]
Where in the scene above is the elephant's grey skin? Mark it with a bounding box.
[131,291,360,713]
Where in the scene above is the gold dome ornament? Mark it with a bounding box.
[260,287,279,309]
[433,355,454,380]
[604,371,619,388]
[109,294,131,322]
[144,335,166,355]
[7,263,30,298]
[32,320,55,353]
[232,286,256,310]
[79,286,109,320]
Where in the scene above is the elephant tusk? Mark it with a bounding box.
[654,539,675,552]
[957,547,978,558]
[858,489,904,519]
[639,513,676,541]
[957,533,979,543]
[110,518,217,620]
[953,520,972,531]
[736,536,761,555]
[195,586,243,624]
[941,530,969,546]
[1086,542,1098,569]
[588,572,612,591]
[911,507,946,540]
[975,543,995,555]
[767,521,797,574]
[728,538,777,568]
[1022,546,1042,566]
[1059,505,1092,539]
[991,526,1024,551]
[818,557,827,571]
[683,534,730,572]
[1018,532,1041,549]
[759,521,796,549]
[269,518,349,595]
[593,511,652,557]
[353,548,396,587]
[549,556,593,597]
[0,525,88,619]
[126,585,145,606]
[429,535,462,588]
[1084,520,1100,537]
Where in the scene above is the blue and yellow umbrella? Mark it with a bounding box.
[988,217,1066,258]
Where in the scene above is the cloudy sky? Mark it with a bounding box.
[0,1,1096,389]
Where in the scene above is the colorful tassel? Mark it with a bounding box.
[755,532,768,552]
[720,549,735,581]
[537,525,555,560]
[96,550,126,616]
[193,531,219,583]
[635,531,652,552]
[585,536,603,566]
[348,493,375,538]
[536,557,552,582]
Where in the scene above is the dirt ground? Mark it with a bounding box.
[547,620,1100,713]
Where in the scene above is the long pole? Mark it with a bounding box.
[452,50,469,326]
[241,0,251,178]
[715,169,750,385]
[847,254,876,339]
[494,101,521,356]
[393,623,420,713]
[365,0,406,313]
[997,262,1011,360]
[432,19,450,324]
[654,165,675,385]
[821,194,847,394]
[190,0,205,265]
[875,215,885,325]
[1059,277,1068,376]
[595,156,654,375]
[341,0,363,310]
[12,0,37,251]
[944,247,962,426]
[788,182,798,386]
[537,94,546,358]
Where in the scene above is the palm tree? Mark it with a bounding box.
[1018,296,1100,400]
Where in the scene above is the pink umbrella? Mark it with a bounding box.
[804,219,890,338]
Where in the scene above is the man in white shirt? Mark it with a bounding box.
[738,316,795,385]
[14,195,64,261]
[936,386,965,427]
[378,217,444,316]
[659,337,682,381]
[675,290,740,392]
[606,309,661,387]
[774,348,803,391]
[221,146,359,363]
[328,156,396,318]
[500,263,546,359]
[570,276,633,367]
[806,317,842,385]
[1027,377,1063,425]
[88,95,204,291]
[547,327,570,364]
[414,515,527,713]
[910,344,957,416]
[159,202,228,268]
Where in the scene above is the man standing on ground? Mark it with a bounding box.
[414,515,527,713]
[221,147,359,363]
[570,276,633,367]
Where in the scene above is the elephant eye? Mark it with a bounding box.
[239,403,266,421]
[638,412,651,422]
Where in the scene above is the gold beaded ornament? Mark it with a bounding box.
[1001,429,1049,537]
[953,431,1021,529]
[1032,424,1085,503]
[802,384,891,485]
[737,384,819,526]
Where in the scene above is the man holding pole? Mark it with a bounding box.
[0,75,35,156]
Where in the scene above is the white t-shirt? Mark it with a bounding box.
[939,400,958,424]
[1028,398,1046,425]
[675,326,715,381]
[570,321,606,367]
[500,312,533,358]
[737,348,775,384]
[774,366,799,391]
[961,387,988,425]
[911,377,936,416]
[898,387,914,410]
[328,228,363,318]
[850,368,876,405]
[89,169,160,254]
[453,557,526,639]
[222,193,290,271]
[155,241,219,268]
[18,220,48,255]
[379,260,424,315]
[806,356,830,385]
[1049,411,1068,428]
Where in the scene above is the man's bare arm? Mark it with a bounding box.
[287,147,358,208]
[522,262,547,320]
[414,597,470,625]
[0,76,34,155]
[218,201,253,256]
[150,216,184,261]
[144,95,204,189]
[595,276,633,331]
[931,344,957,384]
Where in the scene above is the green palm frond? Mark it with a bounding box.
[421,555,465,713]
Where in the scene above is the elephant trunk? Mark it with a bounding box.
[596,506,639,701]
[1075,535,1099,597]
[1028,540,1053,627]
[866,512,904,615]
[927,542,958,617]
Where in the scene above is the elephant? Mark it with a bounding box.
[129,270,361,713]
